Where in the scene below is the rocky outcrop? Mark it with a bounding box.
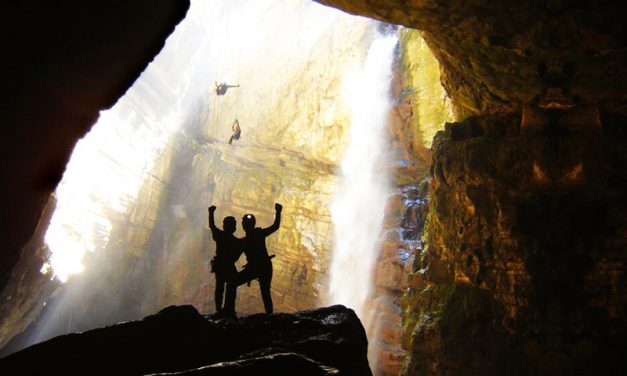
[312,2,627,375]
[149,353,340,376]
[403,111,627,375]
[0,305,371,376]
[316,0,627,119]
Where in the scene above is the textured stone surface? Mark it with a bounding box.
[148,352,341,376]
[311,2,627,374]
[402,113,627,375]
[316,0,627,119]
[0,304,370,376]
[139,10,375,317]
[356,31,451,376]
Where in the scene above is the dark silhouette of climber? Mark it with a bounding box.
[208,205,243,315]
[215,81,239,96]
[228,119,241,145]
[223,203,282,317]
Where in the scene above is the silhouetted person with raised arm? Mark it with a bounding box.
[215,81,239,96]
[208,205,243,315]
[223,203,282,316]
[228,119,241,145]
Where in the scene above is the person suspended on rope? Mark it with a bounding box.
[208,205,243,316]
[215,81,239,96]
[228,119,241,145]
[223,203,283,317]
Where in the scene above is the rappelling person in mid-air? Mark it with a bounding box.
[215,81,239,96]
[223,203,283,317]
[208,205,243,316]
[228,119,241,145]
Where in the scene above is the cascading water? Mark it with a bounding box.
[327,33,398,370]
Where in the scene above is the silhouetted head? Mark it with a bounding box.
[223,216,236,234]
[242,214,256,232]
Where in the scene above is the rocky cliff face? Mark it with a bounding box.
[140,3,376,316]
[364,28,452,376]
[402,112,627,375]
[311,1,627,375]
[315,0,627,119]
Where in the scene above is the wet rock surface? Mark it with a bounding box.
[316,1,627,119]
[403,113,627,375]
[0,304,370,376]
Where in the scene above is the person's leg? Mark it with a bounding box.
[214,275,225,313]
[223,281,237,315]
[259,266,273,314]
[223,267,255,314]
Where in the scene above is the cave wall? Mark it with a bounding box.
[315,1,627,375]
[404,112,627,374]
[315,0,627,119]
[139,5,376,316]
[367,28,452,376]
[0,0,190,290]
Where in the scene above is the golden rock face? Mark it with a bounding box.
[151,16,375,315]
[398,28,454,149]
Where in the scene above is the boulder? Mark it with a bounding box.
[0,305,371,376]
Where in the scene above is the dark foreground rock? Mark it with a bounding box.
[0,305,370,376]
[147,352,340,376]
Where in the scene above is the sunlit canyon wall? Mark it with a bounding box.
[0,3,453,376]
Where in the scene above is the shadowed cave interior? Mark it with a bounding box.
[1,0,626,375]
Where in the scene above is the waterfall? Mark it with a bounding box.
[328,34,397,327]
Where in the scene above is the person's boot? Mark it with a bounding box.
[221,309,238,321]
[209,309,224,320]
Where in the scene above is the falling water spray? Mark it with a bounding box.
[327,32,398,370]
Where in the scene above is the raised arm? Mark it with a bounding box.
[261,203,282,236]
[208,205,221,238]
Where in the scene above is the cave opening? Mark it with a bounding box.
[0,1,454,374]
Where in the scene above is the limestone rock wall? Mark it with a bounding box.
[366,29,452,376]
[402,112,627,375]
[307,2,627,374]
[148,11,375,315]
[315,0,627,119]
